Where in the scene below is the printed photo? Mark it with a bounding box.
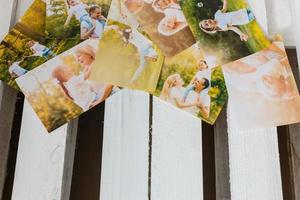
[116,0,196,57]
[44,0,112,52]
[180,0,271,66]
[222,39,300,129]
[154,44,228,124]
[89,20,164,92]
[0,0,47,88]
[16,39,119,132]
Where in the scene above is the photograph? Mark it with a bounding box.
[116,0,196,57]
[180,0,271,66]
[16,39,119,132]
[153,43,228,124]
[0,0,47,88]
[89,20,164,92]
[44,0,112,53]
[222,39,300,129]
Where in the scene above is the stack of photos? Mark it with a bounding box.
[0,0,46,88]
[1,0,300,132]
[16,39,119,132]
[222,39,300,129]
[0,0,112,89]
[154,44,228,124]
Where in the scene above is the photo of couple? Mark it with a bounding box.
[16,39,119,132]
[180,0,271,67]
[154,44,228,124]
[0,0,47,88]
[89,20,164,91]
[222,38,300,129]
[116,0,196,57]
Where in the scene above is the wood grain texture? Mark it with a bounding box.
[152,98,203,200]
[227,0,283,199]
[100,90,149,200]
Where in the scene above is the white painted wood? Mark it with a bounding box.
[152,98,203,200]
[10,1,77,199]
[290,0,300,64]
[227,0,283,199]
[0,0,17,40]
[100,90,149,200]
[265,0,295,47]
[12,101,70,200]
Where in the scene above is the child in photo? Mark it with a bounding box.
[52,65,113,111]
[64,0,93,28]
[117,27,158,84]
[199,0,254,41]
[152,0,188,36]
[27,40,56,60]
[8,60,28,79]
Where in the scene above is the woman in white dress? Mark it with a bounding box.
[198,0,255,41]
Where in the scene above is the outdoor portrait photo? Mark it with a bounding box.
[180,0,271,66]
[222,39,300,129]
[116,0,196,57]
[16,39,119,132]
[45,0,112,53]
[154,44,228,124]
[0,0,47,88]
[90,20,164,92]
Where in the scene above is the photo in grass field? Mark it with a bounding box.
[44,0,112,54]
[116,0,196,57]
[222,40,300,129]
[89,20,164,92]
[180,0,271,67]
[0,0,47,89]
[153,43,228,124]
[16,39,119,132]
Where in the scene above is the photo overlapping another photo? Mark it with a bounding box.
[222,39,300,129]
[180,0,271,67]
[16,39,120,132]
[116,0,196,57]
[89,20,165,92]
[153,43,228,124]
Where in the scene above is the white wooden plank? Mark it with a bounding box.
[11,0,77,199]
[100,90,149,200]
[265,0,295,47]
[11,101,71,200]
[227,0,283,199]
[152,99,203,200]
[290,0,300,64]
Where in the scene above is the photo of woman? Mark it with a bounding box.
[222,39,300,129]
[180,0,271,66]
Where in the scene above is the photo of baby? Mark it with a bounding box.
[180,0,271,66]
[222,38,300,129]
[0,0,47,88]
[116,0,196,57]
[89,20,164,92]
[154,44,228,124]
[16,39,119,132]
